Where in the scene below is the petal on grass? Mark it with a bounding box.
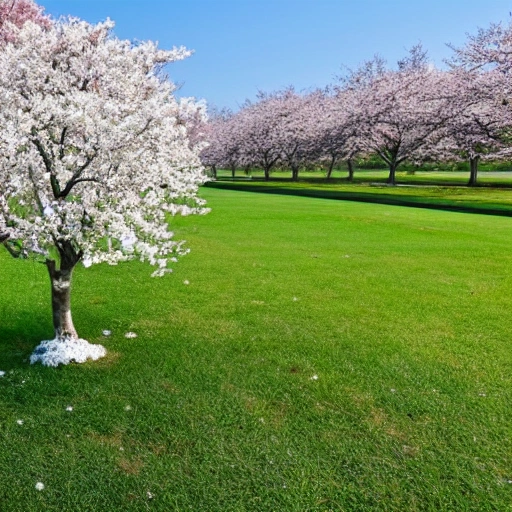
[30,338,107,367]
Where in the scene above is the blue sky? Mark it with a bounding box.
[41,1,511,111]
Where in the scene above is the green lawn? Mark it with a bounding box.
[1,188,512,510]
[208,173,512,216]
[216,167,512,188]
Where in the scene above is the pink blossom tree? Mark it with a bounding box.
[447,20,512,75]
[228,89,332,181]
[258,88,323,181]
[0,0,50,43]
[312,89,360,180]
[347,49,458,185]
[447,21,512,184]
[435,70,510,185]
[234,94,285,181]
[200,109,242,178]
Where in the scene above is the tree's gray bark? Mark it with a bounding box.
[45,241,82,340]
[468,156,479,187]
[347,159,354,182]
[326,155,336,179]
[387,163,398,185]
[46,259,78,339]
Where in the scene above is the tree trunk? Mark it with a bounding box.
[211,164,217,179]
[468,156,479,187]
[230,164,236,179]
[47,260,78,339]
[387,163,397,185]
[264,167,270,181]
[46,243,81,340]
[326,155,336,179]
[291,165,299,181]
[347,159,354,182]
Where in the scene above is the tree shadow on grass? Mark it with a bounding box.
[0,310,52,369]
[207,180,512,217]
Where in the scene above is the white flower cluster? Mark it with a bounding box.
[29,337,106,367]
[0,17,209,274]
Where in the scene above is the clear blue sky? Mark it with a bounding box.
[41,0,511,111]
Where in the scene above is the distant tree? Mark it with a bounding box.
[235,94,283,181]
[200,108,241,178]
[0,18,208,366]
[0,0,50,43]
[262,88,321,181]
[435,70,509,186]
[347,48,458,184]
[447,21,512,74]
[313,89,359,180]
[447,21,512,184]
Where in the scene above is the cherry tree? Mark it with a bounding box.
[0,0,50,43]
[200,108,241,178]
[436,70,510,185]
[0,17,208,366]
[448,21,512,74]
[313,89,359,180]
[347,49,458,184]
[262,88,319,181]
[235,94,284,181]
[447,21,512,184]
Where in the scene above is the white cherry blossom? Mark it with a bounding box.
[0,16,209,365]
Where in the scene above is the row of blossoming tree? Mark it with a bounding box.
[0,0,208,366]
[202,33,512,186]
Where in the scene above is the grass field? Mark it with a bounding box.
[1,188,512,510]
[210,171,512,216]
[215,167,512,188]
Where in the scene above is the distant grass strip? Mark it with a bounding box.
[207,177,512,216]
[216,168,512,188]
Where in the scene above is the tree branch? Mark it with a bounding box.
[60,177,100,197]
[59,127,67,160]
[30,129,62,198]
[59,153,98,198]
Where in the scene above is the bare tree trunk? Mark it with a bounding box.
[291,165,299,181]
[45,241,82,340]
[211,164,217,179]
[46,259,78,339]
[387,162,398,185]
[468,156,479,187]
[347,159,354,182]
[326,155,336,179]
[230,164,236,179]
[264,167,270,181]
